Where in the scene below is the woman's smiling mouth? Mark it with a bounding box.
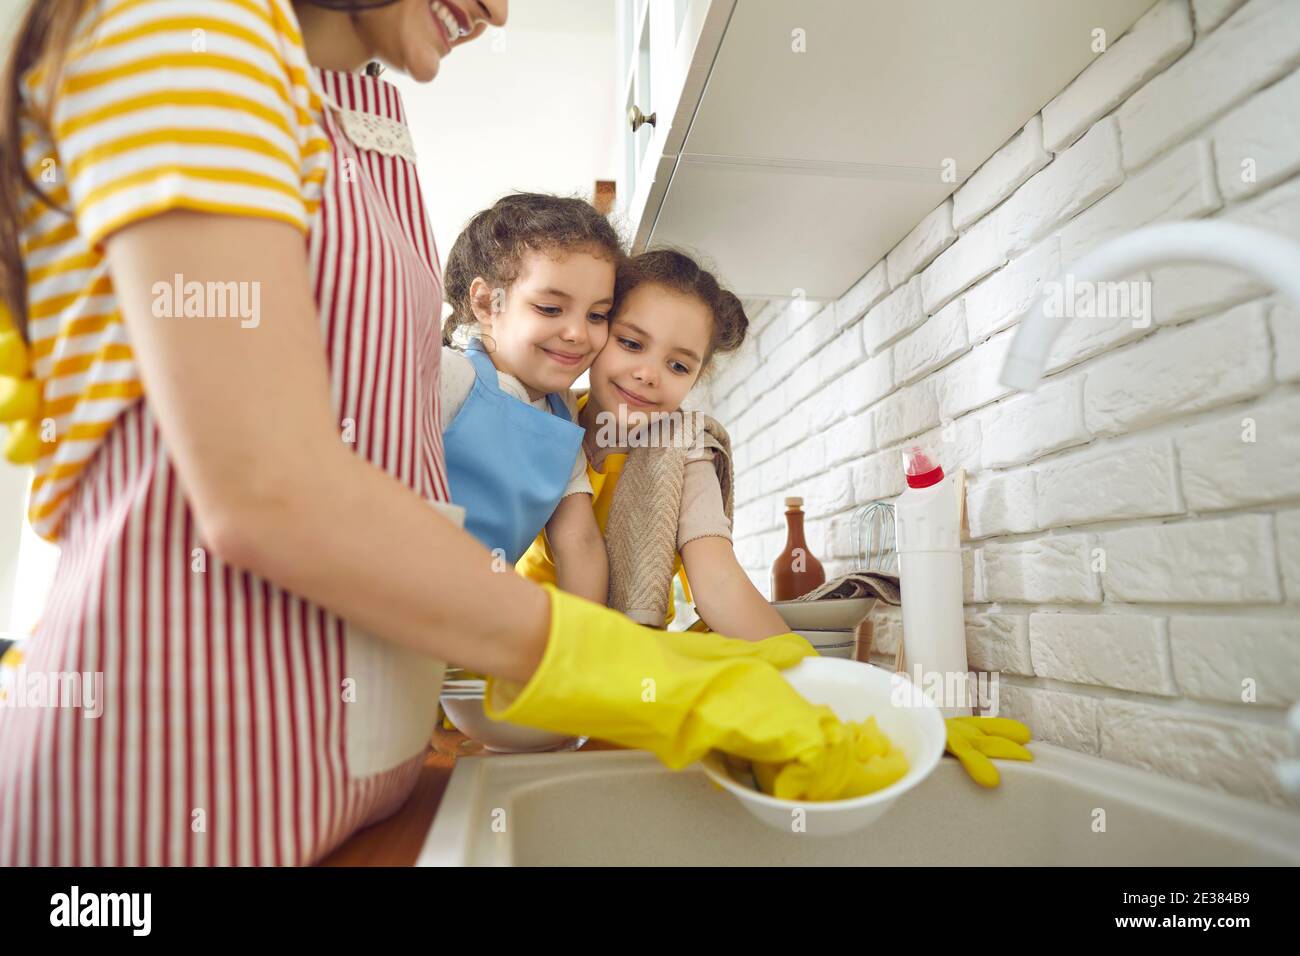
[429,0,470,51]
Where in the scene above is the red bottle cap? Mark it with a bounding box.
[902,447,945,489]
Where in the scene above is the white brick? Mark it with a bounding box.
[1170,615,1300,706]
[962,545,981,603]
[893,298,969,385]
[747,429,774,468]
[733,467,760,507]
[920,210,1007,315]
[850,449,906,504]
[1118,0,1300,171]
[952,116,1051,229]
[758,301,793,357]
[784,351,823,405]
[1036,437,1182,528]
[997,684,1101,753]
[1151,177,1300,324]
[792,303,839,358]
[980,533,1102,603]
[886,200,957,289]
[787,435,827,484]
[840,348,893,414]
[1277,509,1300,601]
[816,323,866,382]
[823,411,874,467]
[1098,515,1281,603]
[806,376,845,434]
[1213,68,1300,200]
[833,260,890,330]
[872,380,941,446]
[1084,302,1272,436]
[1273,298,1300,383]
[1030,613,1176,694]
[865,606,904,658]
[1099,699,1291,805]
[752,385,786,432]
[934,328,1016,419]
[734,499,776,537]
[1058,138,1222,266]
[762,335,803,386]
[916,413,983,476]
[862,277,926,355]
[1176,394,1300,511]
[965,237,1061,344]
[769,412,803,458]
[1192,0,1249,34]
[1042,272,1157,375]
[758,455,789,497]
[966,468,1038,539]
[747,298,783,335]
[997,117,1124,258]
[981,375,1089,469]
[710,336,761,401]
[802,468,853,517]
[964,611,1034,675]
[1042,0,1194,152]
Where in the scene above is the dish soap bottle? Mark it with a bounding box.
[894,445,972,717]
[771,496,825,600]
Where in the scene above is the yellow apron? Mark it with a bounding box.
[516,395,692,627]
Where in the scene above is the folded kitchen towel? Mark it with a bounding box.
[791,569,902,606]
[605,410,733,626]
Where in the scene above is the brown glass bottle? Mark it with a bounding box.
[771,496,826,601]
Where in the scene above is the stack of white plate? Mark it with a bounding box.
[771,596,875,661]
[792,629,857,659]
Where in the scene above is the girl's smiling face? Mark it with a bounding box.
[588,282,713,433]
[470,247,615,399]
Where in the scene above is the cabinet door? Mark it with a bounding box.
[617,0,732,247]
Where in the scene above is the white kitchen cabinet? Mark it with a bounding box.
[615,0,1158,301]
[614,0,734,249]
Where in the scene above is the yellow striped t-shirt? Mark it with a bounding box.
[18,0,330,540]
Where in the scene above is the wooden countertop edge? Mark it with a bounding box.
[317,736,622,867]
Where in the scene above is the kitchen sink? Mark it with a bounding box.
[416,743,1300,866]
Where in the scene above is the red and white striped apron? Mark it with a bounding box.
[0,68,452,866]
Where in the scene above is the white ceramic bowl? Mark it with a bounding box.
[700,657,945,836]
[772,597,875,631]
[441,696,576,753]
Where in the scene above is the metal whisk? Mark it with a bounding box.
[849,500,897,574]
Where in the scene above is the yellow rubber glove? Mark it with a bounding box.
[486,584,907,802]
[945,716,1033,787]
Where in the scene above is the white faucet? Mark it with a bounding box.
[998,221,1300,392]
[996,220,1300,801]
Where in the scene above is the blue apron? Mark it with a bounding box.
[443,338,585,563]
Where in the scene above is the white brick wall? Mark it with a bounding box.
[705,0,1300,809]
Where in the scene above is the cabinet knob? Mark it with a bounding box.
[628,105,656,132]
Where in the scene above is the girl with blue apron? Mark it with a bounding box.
[442,337,585,563]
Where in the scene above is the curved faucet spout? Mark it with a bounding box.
[998,221,1300,392]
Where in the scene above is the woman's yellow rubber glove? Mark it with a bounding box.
[944,716,1033,787]
[485,584,905,801]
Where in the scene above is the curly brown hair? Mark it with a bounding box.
[441,192,625,346]
[613,248,749,370]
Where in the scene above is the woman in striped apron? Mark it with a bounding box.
[0,0,510,866]
[0,0,924,866]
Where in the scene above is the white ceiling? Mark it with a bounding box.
[651,0,1157,300]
